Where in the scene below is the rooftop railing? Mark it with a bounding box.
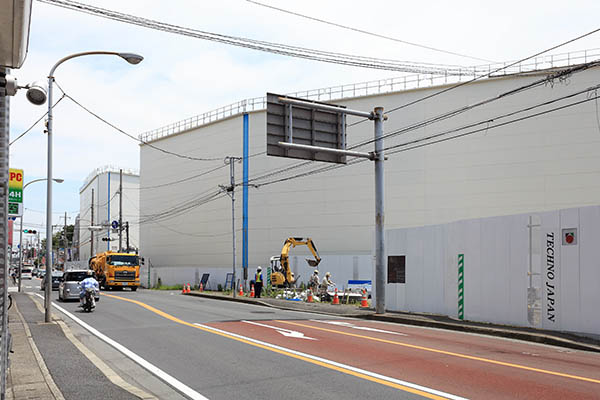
[139,48,600,144]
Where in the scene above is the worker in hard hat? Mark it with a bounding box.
[319,272,335,300]
[254,266,263,298]
[308,269,320,293]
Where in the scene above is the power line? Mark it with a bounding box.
[53,82,222,161]
[9,94,66,146]
[384,86,600,154]
[347,26,600,129]
[246,0,495,63]
[245,62,598,186]
[37,0,468,75]
[350,61,600,150]
[252,85,600,188]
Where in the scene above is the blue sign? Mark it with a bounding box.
[111,220,119,229]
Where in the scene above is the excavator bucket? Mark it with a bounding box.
[306,258,320,267]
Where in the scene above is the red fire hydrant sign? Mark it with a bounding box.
[561,228,577,246]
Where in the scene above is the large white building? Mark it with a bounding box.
[139,50,600,334]
[78,166,140,261]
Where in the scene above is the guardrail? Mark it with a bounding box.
[139,48,600,144]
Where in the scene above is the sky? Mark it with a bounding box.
[7,0,600,243]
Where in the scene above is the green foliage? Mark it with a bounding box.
[217,284,223,291]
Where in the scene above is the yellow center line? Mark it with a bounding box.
[101,293,451,399]
[277,320,600,385]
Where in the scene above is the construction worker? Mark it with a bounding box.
[308,269,319,293]
[319,272,335,300]
[254,266,263,298]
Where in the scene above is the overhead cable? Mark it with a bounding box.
[246,0,495,63]
[37,0,468,75]
[53,82,222,161]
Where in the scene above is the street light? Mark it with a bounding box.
[18,178,64,293]
[44,51,143,322]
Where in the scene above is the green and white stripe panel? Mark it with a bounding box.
[458,254,464,320]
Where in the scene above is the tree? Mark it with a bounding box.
[41,224,74,250]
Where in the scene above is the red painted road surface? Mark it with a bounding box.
[206,319,600,399]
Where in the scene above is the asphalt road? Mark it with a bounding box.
[21,279,600,400]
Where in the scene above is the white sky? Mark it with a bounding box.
[7,0,600,242]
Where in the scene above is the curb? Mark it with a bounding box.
[185,291,600,353]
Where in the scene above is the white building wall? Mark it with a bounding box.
[139,66,600,290]
[79,168,139,261]
[384,205,600,336]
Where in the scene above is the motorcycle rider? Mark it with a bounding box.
[79,270,99,308]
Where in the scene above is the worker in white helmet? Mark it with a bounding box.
[308,269,320,293]
[319,272,335,300]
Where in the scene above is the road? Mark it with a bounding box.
[19,278,600,400]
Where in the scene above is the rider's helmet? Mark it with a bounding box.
[257,266,262,271]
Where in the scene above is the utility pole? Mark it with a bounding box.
[18,216,23,293]
[118,169,123,252]
[222,156,242,297]
[90,188,94,258]
[373,107,386,315]
[63,211,68,261]
[125,222,129,252]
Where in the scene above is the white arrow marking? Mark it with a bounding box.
[311,320,407,336]
[242,320,317,340]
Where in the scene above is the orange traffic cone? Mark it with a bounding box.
[306,289,313,303]
[181,284,186,294]
[250,284,255,298]
[239,284,244,296]
[360,289,369,308]
[185,283,190,293]
[199,283,203,292]
[332,288,340,305]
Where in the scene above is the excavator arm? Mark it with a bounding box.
[278,237,321,286]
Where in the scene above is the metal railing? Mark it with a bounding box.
[139,48,600,144]
[80,165,139,193]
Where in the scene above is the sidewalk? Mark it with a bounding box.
[6,292,147,400]
[7,294,62,400]
[185,290,600,353]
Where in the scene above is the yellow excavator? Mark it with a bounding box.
[270,237,321,287]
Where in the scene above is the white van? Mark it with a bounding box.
[21,268,33,280]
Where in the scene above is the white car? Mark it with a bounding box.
[21,268,33,280]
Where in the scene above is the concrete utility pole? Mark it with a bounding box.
[90,188,94,258]
[223,156,242,297]
[118,169,123,252]
[373,107,386,315]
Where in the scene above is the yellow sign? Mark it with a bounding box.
[9,168,23,204]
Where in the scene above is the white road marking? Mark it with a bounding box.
[193,322,466,400]
[311,320,408,336]
[32,293,209,400]
[242,320,317,340]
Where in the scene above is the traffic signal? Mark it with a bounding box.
[101,237,112,242]
[23,229,37,234]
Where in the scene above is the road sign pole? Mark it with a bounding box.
[373,107,386,315]
[119,169,123,252]
[18,216,23,292]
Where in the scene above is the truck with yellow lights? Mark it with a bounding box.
[89,251,140,291]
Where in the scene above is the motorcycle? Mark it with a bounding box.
[82,287,96,312]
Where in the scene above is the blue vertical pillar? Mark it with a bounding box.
[107,172,111,251]
[242,113,249,280]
